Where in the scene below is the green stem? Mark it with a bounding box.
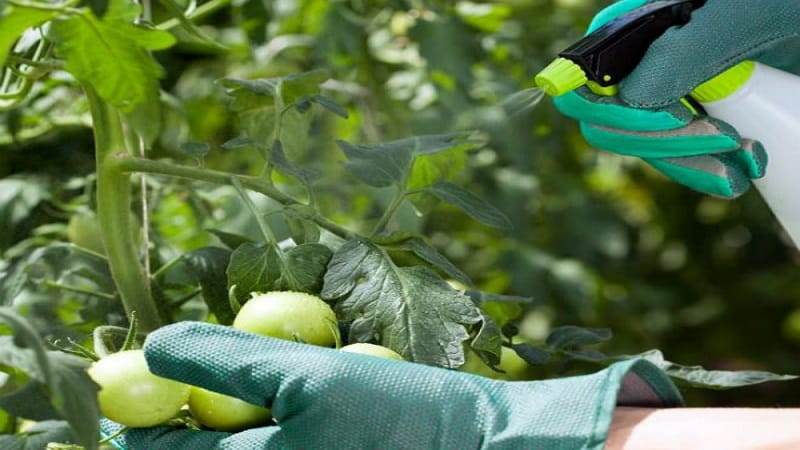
[371,187,408,236]
[156,0,231,30]
[112,155,356,240]
[85,87,163,332]
[43,280,116,300]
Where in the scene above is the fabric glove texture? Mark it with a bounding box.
[552,0,800,198]
[102,321,682,450]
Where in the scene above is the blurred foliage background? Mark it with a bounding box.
[2,0,799,407]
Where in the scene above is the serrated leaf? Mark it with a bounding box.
[153,0,226,50]
[377,233,471,286]
[308,94,348,118]
[511,343,550,365]
[0,6,58,67]
[50,0,176,112]
[87,0,109,17]
[206,229,253,249]
[618,349,798,390]
[285,209,320,245]
[270,140,315,182]
[184,247,235,324]
[321,239,481,368]
[545,326,612,350]
[428,181,512,230]
[277,243,332,293]
[336,139,412,188]
[226,242,282,306]
[337,133,476,188]
[279,70,329,105]
[407,147,468,213]
[221,135,256,150]
[0,420,76,450]
[180,141,210,157]
[0,176,51,252]
[468,314,502,367]
[0,309,99,450]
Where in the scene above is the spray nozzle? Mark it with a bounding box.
[536,0,707,96]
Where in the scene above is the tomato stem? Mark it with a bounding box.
[85,86,164,332]
[112,155,356,240]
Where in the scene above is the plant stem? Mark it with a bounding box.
[85,87,163,332]
[156,0,230,30]
[111,156,356,240]
[43,281,116,300]
[370,187,408,236]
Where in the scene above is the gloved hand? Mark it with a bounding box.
[553,0,800,198]
[102,321,682,450]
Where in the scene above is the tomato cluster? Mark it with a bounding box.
[88,290,404,432]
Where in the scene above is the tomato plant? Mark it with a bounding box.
[88,350,190,428]
[1,0,799,448]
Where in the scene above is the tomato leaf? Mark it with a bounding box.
[321,238,481,368]
[427,181,512,230]
[226,242,282,306]
[373,232,471,286]
[545,325,612,350]
[0,420,77,450]
[278,243,332,294]
[468,314,503,367]
[511,343,551,366]
[184,246,235,325]
[616,349,799,390]
[337,133,476,189]
[0,177,51,252]
[0,6,58,67]
[50,0,176,112]
[0,308,99,450]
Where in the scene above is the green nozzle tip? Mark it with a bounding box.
[535,57,588,96]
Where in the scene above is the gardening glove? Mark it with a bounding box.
[102,321,682,450]
[552,0,800,198]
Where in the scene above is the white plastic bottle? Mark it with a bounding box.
[692,61,800,248]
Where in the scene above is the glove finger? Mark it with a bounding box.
[553,90,692,132]
[106,422,285,450]
[622,0,800,107]
[643,152,755,198]
[643,155,749,198]
[579,116,742,159]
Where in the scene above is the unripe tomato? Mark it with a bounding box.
[460,346,529,381]
[88,350,190,427]
[233,291,339,347]
[66,211,105,254]
[340,343,404,360]
[188,386,271,432]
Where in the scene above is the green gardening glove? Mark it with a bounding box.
[552,0,800,198]
[102,321,682,449]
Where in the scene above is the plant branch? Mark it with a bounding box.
[156,0,231,30]
[371,187,408,236]
[110,155,356,241]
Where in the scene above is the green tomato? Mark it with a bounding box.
[340,343,404,361]
[66,211,105,254]
[188,386,271,432]
[460,346,529,381]
[233,291,339,347]
[88,350,190,427]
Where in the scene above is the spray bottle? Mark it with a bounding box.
[534,0,800,248]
